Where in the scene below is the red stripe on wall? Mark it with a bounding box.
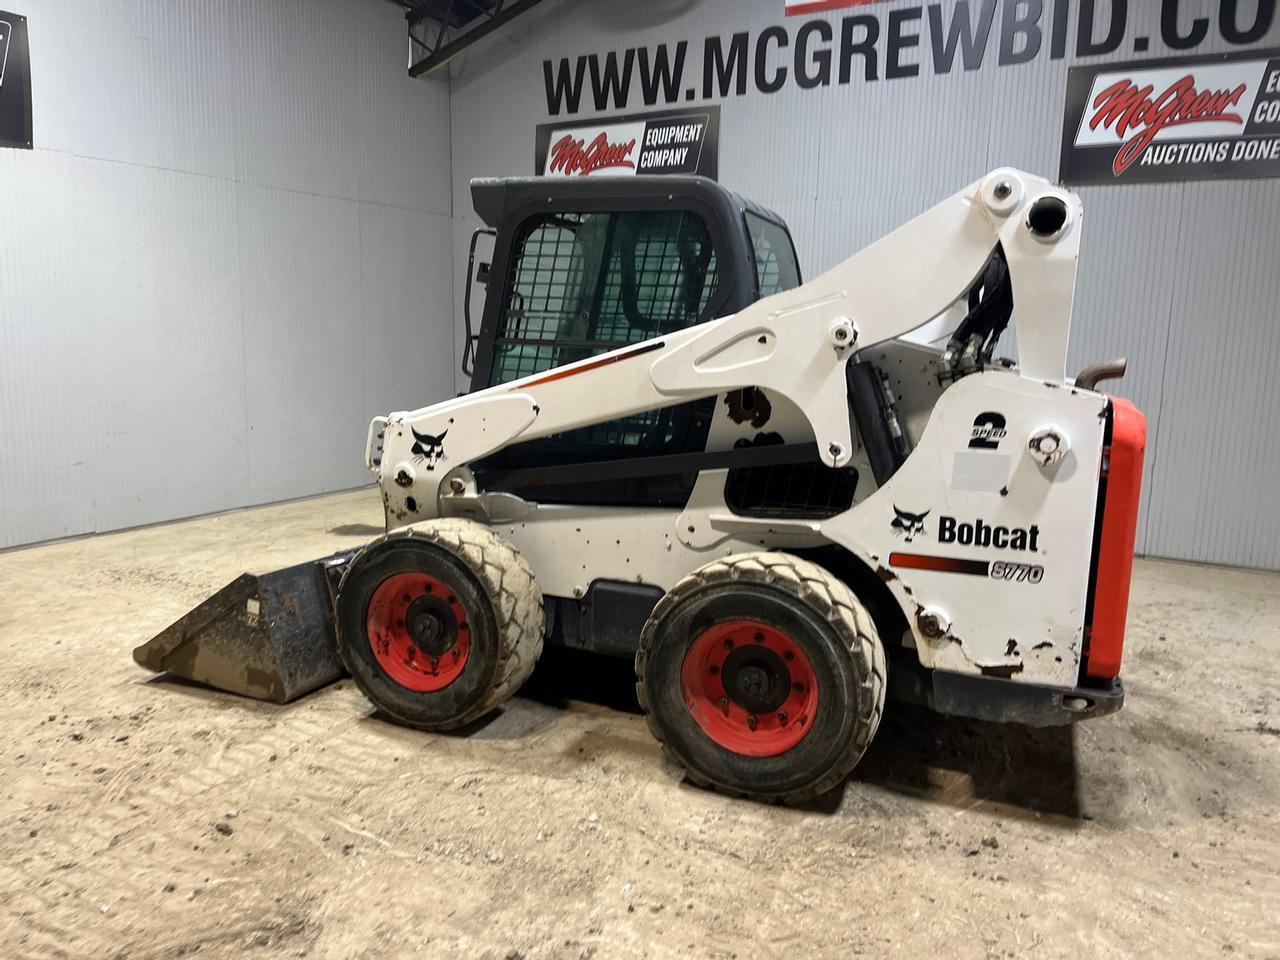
[785,0,885,15]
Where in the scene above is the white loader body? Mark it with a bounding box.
[367,168,1125,689]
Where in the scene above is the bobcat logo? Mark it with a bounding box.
[891,506,930,542]
[410,427,448,471]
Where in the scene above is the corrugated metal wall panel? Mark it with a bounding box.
[0,149,98,546]
[360,205,456,419]
[230,0,366,201]
[72,159,248,533]
[1068,183,1189,556]
[31,0,239,179]
[0,0,454,549]
[355,11,453,215]
[1144,181,1280,569]
[236,182,366,505]
[446,0,1280,569]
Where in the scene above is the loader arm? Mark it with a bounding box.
[374,168,1081,523]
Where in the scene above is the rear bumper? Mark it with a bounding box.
[930,670,1124,727]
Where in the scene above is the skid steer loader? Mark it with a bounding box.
[135,168,1146,803]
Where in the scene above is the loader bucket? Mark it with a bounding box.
[132,550,356,703]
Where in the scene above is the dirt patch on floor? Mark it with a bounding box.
[1,490,1277,959]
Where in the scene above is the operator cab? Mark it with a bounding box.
[465,176,805,509]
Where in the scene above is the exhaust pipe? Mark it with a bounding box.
[1075,357,1127,392]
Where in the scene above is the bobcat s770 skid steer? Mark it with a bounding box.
[135,167,1145,803]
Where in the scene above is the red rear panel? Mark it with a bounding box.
[1086,397,1147,680]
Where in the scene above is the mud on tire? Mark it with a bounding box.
[636,551,886,804]
[336,519,544,731]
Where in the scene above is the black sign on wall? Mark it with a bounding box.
[1060,48,1280,186]
[0,11,32,149]
[535,106,719,179]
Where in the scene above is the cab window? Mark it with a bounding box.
[489,209,720,387]
[745,210,800,298]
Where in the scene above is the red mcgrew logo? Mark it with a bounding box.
[547,132,637,176]
[1089,75,1248,175]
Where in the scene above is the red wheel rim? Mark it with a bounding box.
[680,619,819,757]
[366,572,471,692]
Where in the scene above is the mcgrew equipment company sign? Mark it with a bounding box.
[1060,48,1280,185]
[535,106,720,179]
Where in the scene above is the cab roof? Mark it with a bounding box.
[469,175,786,231]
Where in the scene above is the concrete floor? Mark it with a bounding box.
[1,489,1277,959]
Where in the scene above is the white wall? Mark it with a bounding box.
[0,0,455,548]
[445,0,1280,570]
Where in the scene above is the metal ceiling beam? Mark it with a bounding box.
[406,0,545,78]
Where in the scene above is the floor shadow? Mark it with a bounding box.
[852,700,1083,820]
[140,673,335,708]
[142,673,230,698]
[364,696,564,742]
[515,648,1083,819]
[144,651,1082,820]
[519,645,643,715]
[327,523,384,537]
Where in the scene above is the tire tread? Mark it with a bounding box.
[635,551,886,804]
[337,519,544,730]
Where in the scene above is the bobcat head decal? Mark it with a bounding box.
[410,427,448,471]
[891,506,930,542]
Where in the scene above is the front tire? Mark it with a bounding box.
[336,520,544,731]
[636,552,885,804]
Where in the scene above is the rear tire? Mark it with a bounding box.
[336,520,544,731]
[636,552,885,804]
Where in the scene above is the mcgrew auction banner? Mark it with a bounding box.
[1060,47,1280,185]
